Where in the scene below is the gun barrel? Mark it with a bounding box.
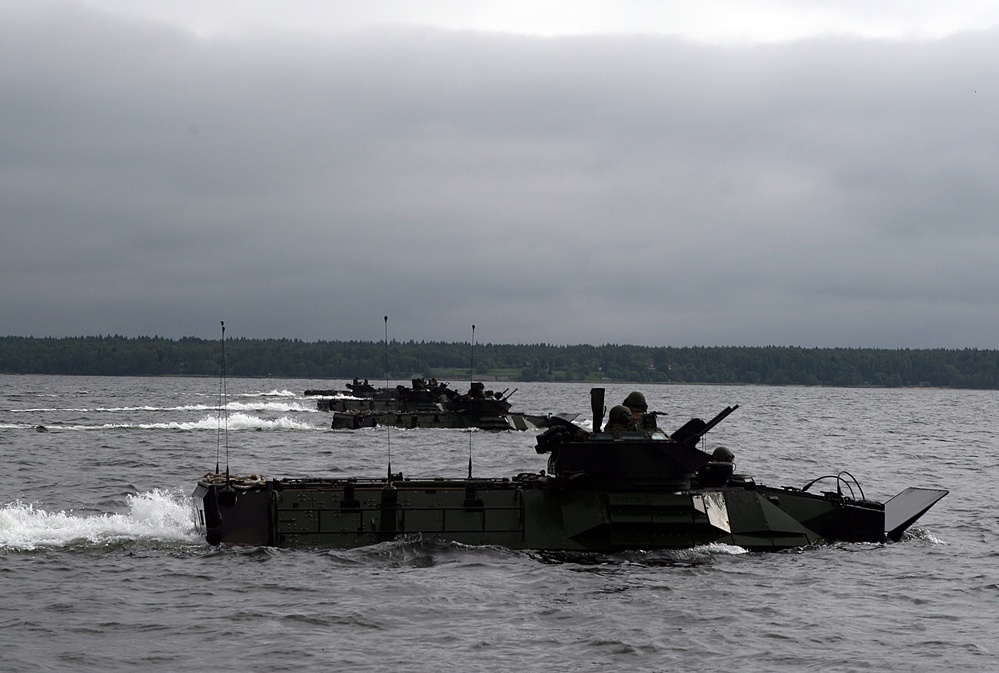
[699,404,739,438]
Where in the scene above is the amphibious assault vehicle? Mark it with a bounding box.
[192,389,946,553]
[309,378,453,412]
[318,380,552,431]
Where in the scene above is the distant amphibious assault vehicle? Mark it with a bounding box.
[193,388,947,553]
[308,378,553,431]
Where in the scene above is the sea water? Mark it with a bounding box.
[0,375,994,672]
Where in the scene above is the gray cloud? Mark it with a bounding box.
[3,5,999,347]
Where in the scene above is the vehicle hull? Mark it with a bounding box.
[192,473,944,553]
[330,410,550,431]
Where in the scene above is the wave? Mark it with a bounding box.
[1,422,40,430]
[532,541,749,567]
[13,412,321,432]
[900,527,947,545]
[234,389,297,398]
[0,490,202,551]
[11,401,316,414]
[226,401,316,413]
[174,411,317,431]
[12,407,97,413]
[219,412,317,431]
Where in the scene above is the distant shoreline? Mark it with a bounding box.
[3,336,997,389]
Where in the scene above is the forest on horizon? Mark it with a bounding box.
[3,335,999,389]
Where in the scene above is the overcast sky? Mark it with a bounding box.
[3,1,999,347]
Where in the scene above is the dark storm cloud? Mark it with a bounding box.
[3,3,999,346]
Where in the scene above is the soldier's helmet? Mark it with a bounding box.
[711,446,735,462]
[623,391,648,413]
[608,405,631,425]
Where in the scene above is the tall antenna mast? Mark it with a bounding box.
[468,324,475,479]
[216,321,229,481]
[384,315,392,481]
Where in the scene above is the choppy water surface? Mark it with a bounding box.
[1,375,994,672]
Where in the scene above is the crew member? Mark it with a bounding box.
[604,405,636,434]
[623,391,649,427]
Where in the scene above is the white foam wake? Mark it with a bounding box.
[211,411,316,431]
[12,401,314,414]
[0,490,202,551]
[38,412,320,432]
[236,389,297,398]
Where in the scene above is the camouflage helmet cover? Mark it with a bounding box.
[623,391,648,412]
[711,446,735,462]
[608,405,632,424]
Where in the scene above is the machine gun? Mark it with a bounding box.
[670,405,739,447]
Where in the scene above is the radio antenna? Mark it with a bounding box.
[468,324,475,479]
[216,321,229,481]
[384,315,392,482]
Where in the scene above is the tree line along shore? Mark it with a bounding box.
[2,335,999,389]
